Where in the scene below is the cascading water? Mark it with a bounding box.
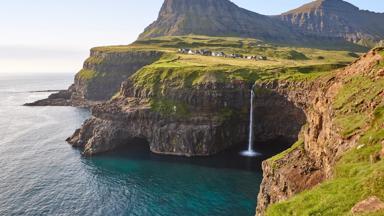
[240,85,261,157]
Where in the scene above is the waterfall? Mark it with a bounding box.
[240,85,260,157]
[248,89,255,151]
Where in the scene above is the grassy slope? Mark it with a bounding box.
[127,36,356,92]
[266,55,384,216]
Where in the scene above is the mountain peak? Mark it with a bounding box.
[282,0,359,15]
[139,0,295,41]
[138,0,383,49]
[279,0,384,45]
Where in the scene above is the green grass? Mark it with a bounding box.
[335,113,367,138]
[378,50,384,68]
[131,52,347,95]
[94,35,358,65]
[84,56,104,65]
[380,50,384,58]
[78,35,358,94]
[267,128,384,216]
[266,83,384,216]
[268,140,304,169]
[77,69,98,80]
[333,75,384,138]
[150,98,190,117]
[271,50,309,60]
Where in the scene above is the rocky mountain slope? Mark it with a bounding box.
[140,0,383,49]
[139,0,296,43]
[279,0,384,47]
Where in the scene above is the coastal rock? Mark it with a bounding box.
[67,82,251,156]
[351,196,384,214]
[67,75,307,156]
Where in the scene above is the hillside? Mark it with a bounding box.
[279,0,384,47]
[139,0,383,50]
[139,0,296,43]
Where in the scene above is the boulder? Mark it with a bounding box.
[351,196,384,214]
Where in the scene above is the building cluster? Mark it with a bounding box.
[178,48,267,61]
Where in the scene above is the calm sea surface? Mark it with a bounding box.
[0,73,269,216]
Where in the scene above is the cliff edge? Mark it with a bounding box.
[257,47,384,215]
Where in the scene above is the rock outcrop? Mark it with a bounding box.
[256,47,384,215]
[26,49,163,107]
[351,196,384,214]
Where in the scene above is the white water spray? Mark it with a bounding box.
[240,85,261,157]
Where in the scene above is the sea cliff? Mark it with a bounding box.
[26,48,162,107]
[257,48,384,215]
[28,36,384,215]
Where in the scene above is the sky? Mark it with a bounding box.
[0,0,382,74]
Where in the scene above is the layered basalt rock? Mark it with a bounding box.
[66,70,310,157]
[26,49,163,107]
[67,81,251,156]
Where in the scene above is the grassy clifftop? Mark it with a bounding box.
[112,35,356,93]
[266,49,384,216]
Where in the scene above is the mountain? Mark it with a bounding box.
[279,0,384,47]
[139,0,384,49]
[139,0,297,42]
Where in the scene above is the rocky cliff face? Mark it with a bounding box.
[66,68,309,157]
[67,81,250,156]
[26,49,163,107]
[279,0,384,46]
[139,0,296,42]
[139,0,383,49]
[256,48,384,215]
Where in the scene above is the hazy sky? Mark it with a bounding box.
[0,0,382,74]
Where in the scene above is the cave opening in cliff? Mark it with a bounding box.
[250,90,307,160]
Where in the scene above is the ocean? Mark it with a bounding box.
[0,73,264,216]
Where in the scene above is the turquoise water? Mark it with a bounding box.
[0,73,265,216]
